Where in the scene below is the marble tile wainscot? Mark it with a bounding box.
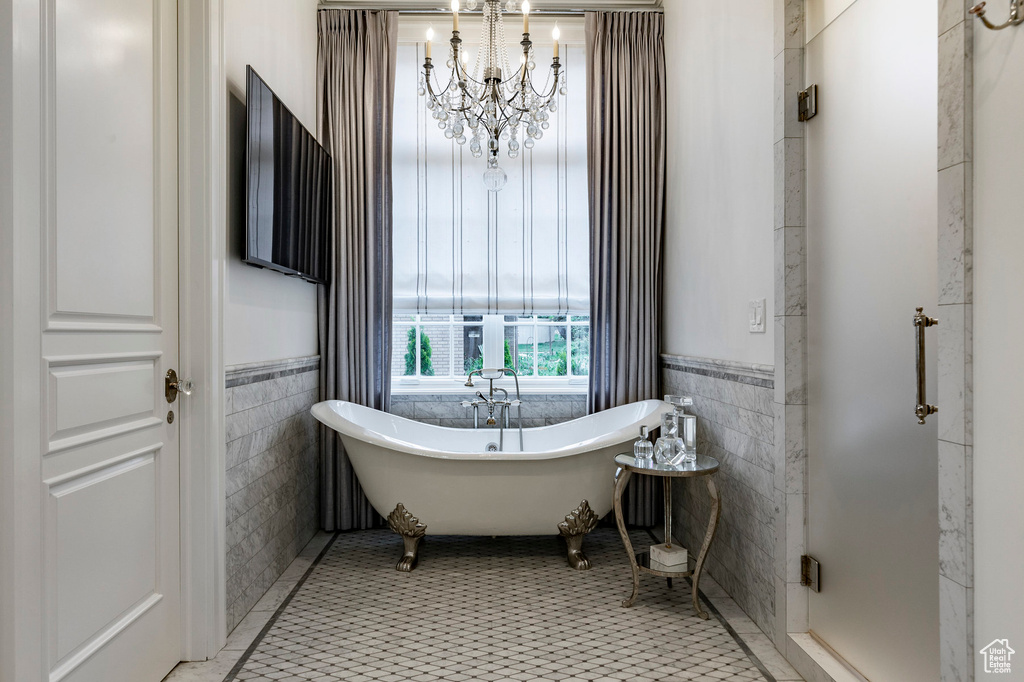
[936,3,974,681]
[389,393,587,428]
[662,354,778,641]
[224,355,321,633]
[773,0,809,666]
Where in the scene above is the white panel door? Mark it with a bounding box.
[804,0,939,680]
[39,1,180,680]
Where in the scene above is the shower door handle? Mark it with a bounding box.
[913,307,938,424]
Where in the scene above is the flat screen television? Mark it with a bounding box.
[244,65,331,284]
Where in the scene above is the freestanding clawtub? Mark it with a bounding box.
[311,399,671,571]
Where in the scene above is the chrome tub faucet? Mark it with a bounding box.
[462,367,524,451]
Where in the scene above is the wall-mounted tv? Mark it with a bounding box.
[244,65,331,284]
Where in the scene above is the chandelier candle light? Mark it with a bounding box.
[420,0,566,191]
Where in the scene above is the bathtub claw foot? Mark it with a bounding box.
[395,535,423,572]
[564,535,592,570]
[387,503,427,572]
[558,500,599,570]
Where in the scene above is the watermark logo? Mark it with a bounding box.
[980,639,1015,674]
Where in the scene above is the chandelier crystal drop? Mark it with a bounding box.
[420,0,565,191]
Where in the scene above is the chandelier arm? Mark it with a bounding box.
[524,82,558,101]
[522,63,560,100]
[457,71,489,90]
[503,77,552,102]
[423,62,458,102]
[424,80,456,103]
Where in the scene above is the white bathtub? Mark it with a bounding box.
[311,398,671,569]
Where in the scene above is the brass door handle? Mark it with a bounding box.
[165,369,194,404]
[913,307,938,424]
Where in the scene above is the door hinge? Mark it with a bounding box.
[801,555,821,592]
[798,84,818,122]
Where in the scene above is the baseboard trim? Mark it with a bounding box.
[786,633,870,682]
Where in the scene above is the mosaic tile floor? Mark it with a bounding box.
[217,528,777,682]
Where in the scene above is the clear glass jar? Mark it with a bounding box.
[679,413,697,463]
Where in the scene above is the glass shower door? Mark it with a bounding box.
[804,0,939,679]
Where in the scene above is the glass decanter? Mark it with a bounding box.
[654,412,685,465]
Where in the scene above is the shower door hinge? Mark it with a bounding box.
[798,85,818,122]
[801,555,821,592]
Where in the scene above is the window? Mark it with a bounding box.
[501,315,589,379]
[392,315,483,380]
[391,19,589,393]
[393,314,589,389]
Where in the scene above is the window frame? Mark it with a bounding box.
[392,313,589,395]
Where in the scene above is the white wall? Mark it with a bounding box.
[224,0,319,366]
[0,3,15,677]
[661,0,775,366]
[972,25,1024,675]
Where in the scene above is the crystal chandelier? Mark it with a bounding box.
[419,0,565,191]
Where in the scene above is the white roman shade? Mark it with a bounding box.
[392,40,589,315]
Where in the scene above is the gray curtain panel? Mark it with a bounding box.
[317,9,397,531]
[585,11,666,526]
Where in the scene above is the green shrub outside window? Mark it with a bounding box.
[404,327,434,376]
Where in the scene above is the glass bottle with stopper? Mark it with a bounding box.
[633,425,654,465]
[666,394,698,463]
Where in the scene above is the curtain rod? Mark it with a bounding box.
[397,9,587,14]
[316,5,662,13]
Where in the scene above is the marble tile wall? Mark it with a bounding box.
[937,3,975,680]
[774,0,810,663]
[662,354,777,641]
[389,393,587,428]
[224,356,321,632]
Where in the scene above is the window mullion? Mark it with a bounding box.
[415,315,422,377]
[533,317,539,376]
[449,315,455,379]
[567,322,573,378]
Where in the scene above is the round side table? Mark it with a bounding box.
[613,453,721,618]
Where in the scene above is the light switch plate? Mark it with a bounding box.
[749,299,766,333]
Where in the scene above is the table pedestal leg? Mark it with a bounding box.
[691,475,720,619]
[613,468,640,607]
[663,477,673,589]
